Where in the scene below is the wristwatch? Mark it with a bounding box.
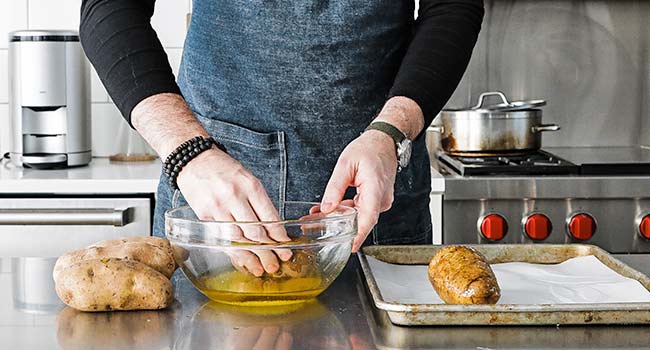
[365,121,412,172]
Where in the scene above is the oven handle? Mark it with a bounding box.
[0,208,133,226]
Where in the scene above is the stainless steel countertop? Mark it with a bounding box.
[2,254,650,349]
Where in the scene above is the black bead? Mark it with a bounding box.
[183,155,189,162]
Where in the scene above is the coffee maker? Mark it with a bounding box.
[8,30,91,168]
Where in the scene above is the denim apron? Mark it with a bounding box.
[153,0,432,245]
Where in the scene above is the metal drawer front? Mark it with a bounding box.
[0,208,132,226]
[0,197,152,257]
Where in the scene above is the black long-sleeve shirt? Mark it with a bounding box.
[80,0,483,127]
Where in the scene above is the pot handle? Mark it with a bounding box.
[427,125,444,133]
[531,124,560,133]
[472,91,510,109]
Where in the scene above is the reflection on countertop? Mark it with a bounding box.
[176,301,350,350]
[1,255,650,349]
[0,257,369,350]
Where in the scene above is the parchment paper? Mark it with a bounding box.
[365,255,650,304]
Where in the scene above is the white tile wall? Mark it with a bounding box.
[0,0,190,157]
[0,105,9,154]
[0,50,7,104]
[151,0,190,48]
[91,103,125,157]
[0,0,28,49]
[0,258,8,273]
[90,66,109,103]
[28,0,81,30]
[166,48,184,78]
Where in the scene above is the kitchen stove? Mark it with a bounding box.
[435,146,650,253]
[438,150,579,176]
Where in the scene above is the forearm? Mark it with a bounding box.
[373,96,424,141]
[388,0,484,129]
[132,93,210,160]
[80,0,180,124]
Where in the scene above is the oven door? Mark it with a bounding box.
[0,197,152,257]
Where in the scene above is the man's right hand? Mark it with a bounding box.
[131,93,289,276]
[176,148,292,276]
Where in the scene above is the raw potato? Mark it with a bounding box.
[90,236,175,265]
[171,244,190,265]
[269,250,318,279]
[53,241,176,280]
[55,258,173,312]
[428,245,501,304]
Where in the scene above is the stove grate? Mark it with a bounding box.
[438,151,580,176]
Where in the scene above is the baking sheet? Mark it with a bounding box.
[366,255,650,305]
[358,244,650,325]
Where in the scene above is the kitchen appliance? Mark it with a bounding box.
[433,145,650,253]
[428,92,559,155]
[8,30,91,168]
[437,150,579,176]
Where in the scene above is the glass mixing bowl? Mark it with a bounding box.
[165,202,357,306]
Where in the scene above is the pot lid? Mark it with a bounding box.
[470,91,546,112]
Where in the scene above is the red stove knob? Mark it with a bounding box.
[639,215,650,240]
[568,213,596,240]
[479,214,508,241]
[524,213,552,241]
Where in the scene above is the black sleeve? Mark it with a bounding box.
[389,0,484,127]
[80,0,181,125]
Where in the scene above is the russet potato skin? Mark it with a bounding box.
[90,236,171,252]
[53,241,176,280]
[91,236,177,268]
[55,258,173,312]
[428,246,501,305]
[269,250,318,279]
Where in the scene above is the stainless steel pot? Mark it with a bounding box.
[428,92,560,155]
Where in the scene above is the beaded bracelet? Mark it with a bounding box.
[163,136,226,190]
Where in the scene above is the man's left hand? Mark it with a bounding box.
[320,130,397,252]
[320,96,424,252]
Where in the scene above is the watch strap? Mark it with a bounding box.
[364,121,407,144]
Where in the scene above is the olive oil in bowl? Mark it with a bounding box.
[193,270,326,306]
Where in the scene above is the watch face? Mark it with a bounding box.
[397,139,412,169]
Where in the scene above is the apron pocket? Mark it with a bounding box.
[172,113,288,217]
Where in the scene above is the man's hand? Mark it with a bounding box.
[320,131,397,251]
[320,96,424,252]
[132,93,289,276]
[176,148,293,277]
